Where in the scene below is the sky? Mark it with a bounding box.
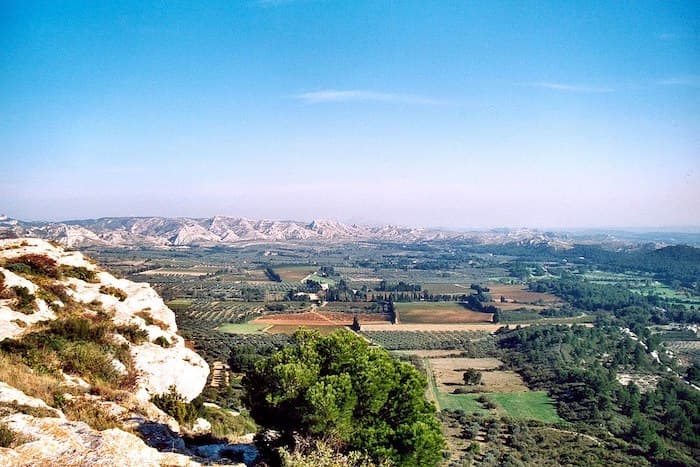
[1,1,698,229]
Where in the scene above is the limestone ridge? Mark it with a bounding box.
[0,215,574,248]
[0,238,211,466]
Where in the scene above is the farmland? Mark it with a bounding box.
[81,238,700,466]
[396,301,493,324]
[422,356,561,424]
[252,310,391,326]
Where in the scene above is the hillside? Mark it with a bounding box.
[0,239,221,466]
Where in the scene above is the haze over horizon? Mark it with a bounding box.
[2,1,699,229]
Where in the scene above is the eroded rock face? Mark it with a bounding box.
[1,412,201,467]
[0,238,209,402]
[0,239,219,465]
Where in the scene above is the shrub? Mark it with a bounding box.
[59,341,121,384]
[154,336,171,348]
[151,385,199,426]
[62,398,121,430]
[9,286,36,314]
[48,317,109,343]
[61,265,97,282]
[5,254,59,278]
[0,351,64,408]
[116,324,149,345]
[0,422,16,448]
[135,311,169,330]
[99,285,127,301]
[0,401,58,419]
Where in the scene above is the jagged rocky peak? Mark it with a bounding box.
[0,238,217,466]
[0,215,586,248]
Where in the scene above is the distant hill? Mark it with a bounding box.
[1,214,698,249]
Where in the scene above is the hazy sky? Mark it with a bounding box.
[1,1,698,228]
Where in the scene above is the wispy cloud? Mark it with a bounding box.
[657,76,700,88]
[525,82,614,93]
[658,33,678,41]
[294,89,446,105]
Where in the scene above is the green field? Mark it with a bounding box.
[166,299,193,310]
[304,274,337,286]
[438,393,488,414]
[424,357,561,423]
[217,323,270,334]
[490,391,563,423]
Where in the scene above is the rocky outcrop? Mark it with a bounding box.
[0,238,208,401]
[0,392,200,466]
[0,239,219,465]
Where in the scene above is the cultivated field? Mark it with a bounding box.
[274,266,316,282]
[253,310,391,326]
[396,302,493,324]
[423,356,561,423]
[422,283,473,294]
[431,357,528,393]
[486,284,562,305]
[217,323,270,334]
[361,330,496,352]
[265,324,347,335]
[361,323,509,332]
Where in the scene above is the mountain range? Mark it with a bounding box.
[1,215,697,248]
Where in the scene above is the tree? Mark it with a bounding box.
[242,329,444,466]
[463,368,482,385]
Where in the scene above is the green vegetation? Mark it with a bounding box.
[61,265,97,282]
[243,329,445,466]
[264,266,282,282]
[151,385,199,426]
[153,335,171,347]
[437,392,487,414]
[85,239,700,464]
[361,331,495,353]
[99,285,127,301]
[0,422,18,448]
[498,325,699,465]
[489,391,562,423]
[8,286,36,313]
[0,316,136,388]
[217,322,269,334]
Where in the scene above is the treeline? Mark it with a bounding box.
[497,325,699,465]
[530,276,700,329]
[264,267,281,282]
[564,244,700,288]
[377,280,421,292]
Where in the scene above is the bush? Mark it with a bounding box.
[0,422,16,448]
[99,285,127,301]
[62,398,121,430]
[9,286,36,314]
[60,341,121,384]
[135,311,169,330]
[48,317,109,343]
[153,336,171,348]
[151,385,200,426]
[5,254,59,278]
[116,324,149,345]
[61,265,97,282]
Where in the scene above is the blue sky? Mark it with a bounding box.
[1,1,698,228]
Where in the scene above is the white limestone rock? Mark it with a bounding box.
[0,413,202,467]
[0,238,209,401]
